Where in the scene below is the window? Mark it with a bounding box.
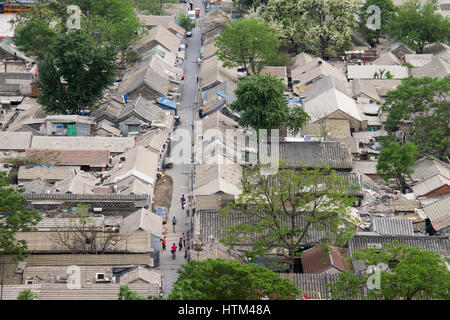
[368,243,382,249]
[128,125,140,133]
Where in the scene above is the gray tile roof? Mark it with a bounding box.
[196,210,345,246]
[422,43,450,62]
[279,273,340,300]
[261,141,353,170]
[0,72,33,80]
[302,75,351,102]
[411,57,450,79]
[352,79,381,103]
[410,157,450,182]
[423,195,450,232]
[347,234,450,257]
[0,284,159,300]
[0,253,153,267]
[371,217,414,236]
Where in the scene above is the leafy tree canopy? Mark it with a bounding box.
[382,76,450,161]
[177,14,195,31]
[37,29,117,114]
[387,0,450,53]
[231,74,310,135]
[0,172,41,262]
[216,18,280,75]
[12,0,144,60]
[359,0,397,45]
[118,285,146,300]
[376,142,419,193]
[258,0,358,56]
[168,259,301,299]
[220,163,358,273]
[329,244,450,300]
[17,289,38,300]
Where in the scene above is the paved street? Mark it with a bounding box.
[159,0,204,298]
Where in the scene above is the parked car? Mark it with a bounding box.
[186,31,192,37]
[155,206,168,224]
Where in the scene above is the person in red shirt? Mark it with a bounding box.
[171,243,177,253]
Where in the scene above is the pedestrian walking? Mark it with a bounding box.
[172,216,177,233]
[182,233,187,247]
[181,194,186,210]
[161,236,167,251]
[179,238,183,251]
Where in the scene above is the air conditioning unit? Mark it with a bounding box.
[95,273,110,283]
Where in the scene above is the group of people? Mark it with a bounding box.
[161,233,188,258]
[159,194,190,258]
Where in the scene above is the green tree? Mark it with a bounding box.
[215,18,280,75]
[382,76,450,161]
[329,244,450,300]
[37,29,117,114]
[177,14,195,31]
[134,0,176,15]
[118,285,146,300]
[168,259,301,300]
[220,164,359,273]
[376,142,419,193]
[13,16,58,60]
[231,74,310,135]
[387,0,450,53]
[258,0,358,56]
[17,289,38,300]
[358,0,397,45]
[0,172,41,262]
[12,0,144,62]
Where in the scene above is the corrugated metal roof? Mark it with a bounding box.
[30,136,135,153]
[371,217,414,236]
[0,283,158,300]
[411,174,450,197]
[347,234,450,257]
[18,166,78,181]
[0,253,153,267]
[261,141,353,170]
[423,195,450,232]
[411,157,450,182]
[25,149,110,167]
[196,210,344,246]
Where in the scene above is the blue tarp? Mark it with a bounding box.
[216,90,236,102]
[209,6,220,11]
[288,97,302,104]
[157,97,177,110]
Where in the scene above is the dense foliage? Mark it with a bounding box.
[358,0,397,45]
[258,0,358,56]
[168,259,301,299]
[387,0,450,53]
[0,172,41,262]
[37,29,117,114]
[329,244,450,300]
[216,18,280,74]
[382,76,450,161]
[220,164,358,273]
[231,74,310,135]
[376,142,419,193]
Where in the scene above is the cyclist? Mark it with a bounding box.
[171,243,177,258]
